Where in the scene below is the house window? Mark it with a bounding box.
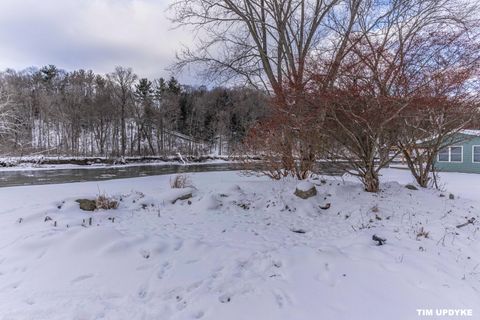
[473,146,480,163]
[438,146,463,163]
[450,146,462,162]
[438,148,449,162]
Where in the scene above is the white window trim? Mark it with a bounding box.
[472,145,480,163]
[437,146,463,163]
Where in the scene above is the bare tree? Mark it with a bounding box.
[107,67,137,157]
[398,100,478,188]
[309,0,480,192]
[397,72,480,188]
[0,93,14,138]
[171,0,366,95]
[242,90,326,179]
[320,88,404,192]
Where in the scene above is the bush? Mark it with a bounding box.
[170,174,192,189]
[96,193,119,210]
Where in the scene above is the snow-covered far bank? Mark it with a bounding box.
[0,155,242,172]
[0,171,479,320]
[0,159,238,172]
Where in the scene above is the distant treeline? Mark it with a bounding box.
[0,65,267,157]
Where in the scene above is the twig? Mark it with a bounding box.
[456,217,475,229]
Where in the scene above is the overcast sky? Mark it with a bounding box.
[0,0,195,82]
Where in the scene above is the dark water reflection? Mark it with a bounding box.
[0,162,342,188]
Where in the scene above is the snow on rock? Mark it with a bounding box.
[294,180,317,199]
[296,180,315,191]
[0,170,479,319]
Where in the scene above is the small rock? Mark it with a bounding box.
[76,199,97,211]
[372,234,386,246]
[405,184,418,190]
[449,193,455,200]
[294,181,317,199]
[319,203,331,210]
[219,295,231,303]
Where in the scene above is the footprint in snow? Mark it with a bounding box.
[186,280,203,293]
[5,280,21,290]
[193,311,205,319]
[157,261,172,279]
[174,239,184,251]
[274,293,284,307]
[140,249,150,259]
[176,299,187,311]
[71,273,94,284]
[219,294,232,303]
[185,259,200,264]
[137,283,150,300]
[36,250,46,260]
[210,266,224,279]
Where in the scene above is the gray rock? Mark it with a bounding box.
[405,184,418,190]
[172,193,193,204]
[449,193,455,200]
[76,199,97,211]
[294,182,317,199]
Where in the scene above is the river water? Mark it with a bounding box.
[0,162,342,188]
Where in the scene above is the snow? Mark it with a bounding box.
[295,180,315,192]
[0,169,479,319]
[460,129,480,137]
[380,168,480,201]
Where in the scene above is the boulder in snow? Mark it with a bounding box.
[172,192,192,204]
[75,199,97,211]
[405,184,418,190]
[294,181,317,199]
[160,187,195,204]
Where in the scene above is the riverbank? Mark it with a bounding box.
[0,155,245,171]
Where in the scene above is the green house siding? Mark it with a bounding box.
[434,134,480,173]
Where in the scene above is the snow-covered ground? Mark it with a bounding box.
[381,168,480,201]
[0,169,479,319]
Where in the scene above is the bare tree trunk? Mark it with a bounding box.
[363,167,379,192]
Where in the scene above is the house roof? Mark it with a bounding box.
[459,129,480,137]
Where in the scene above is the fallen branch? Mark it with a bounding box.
[456,217,475,229]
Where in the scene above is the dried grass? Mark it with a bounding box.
[170,174,192,189]
[96,193,119,210]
